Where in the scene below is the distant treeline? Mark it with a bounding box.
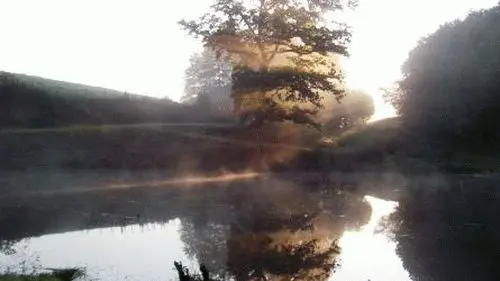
[0,71,228,128]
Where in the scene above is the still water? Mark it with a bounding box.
[1,173,500,281]
[1,195,409,281]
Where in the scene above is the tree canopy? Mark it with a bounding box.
[180,0,356,128]
[388,4,500,149]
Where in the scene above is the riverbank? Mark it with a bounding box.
[2,118,499,175]
[0,268,84,281]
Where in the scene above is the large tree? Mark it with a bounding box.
[180,0,356,128]
[388,5,500,149]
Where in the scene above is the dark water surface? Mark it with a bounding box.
[1,172,499,281]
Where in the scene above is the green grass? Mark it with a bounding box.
[334,117,401,151]
[310,117,500,174]
[0,268,85,281]
[0,122,236,135]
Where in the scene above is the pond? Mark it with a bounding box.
[1,172,500,281]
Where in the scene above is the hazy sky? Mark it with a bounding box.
[0,0,498,118]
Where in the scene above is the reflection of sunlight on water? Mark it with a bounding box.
[331,196,411,281]
[1,195,412,281]
[111,171,259,187]
[104,171,261,190]
[0,219,191,281]
[18,172,264,198]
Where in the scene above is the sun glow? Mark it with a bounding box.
[0,0,498,115]
[331,196,410,280]
[339,0,498,121]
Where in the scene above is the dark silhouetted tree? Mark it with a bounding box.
[180,0,356,128]
[388,5,500,150]
[391,178,500,281]
[180,221,230,280]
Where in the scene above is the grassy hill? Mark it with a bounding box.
[0,71,224,129]
[8,71,148,99]
[2,71,496,173]
[0,72,313,171]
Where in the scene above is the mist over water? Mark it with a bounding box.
[1,1,500,281]
[1,169,500,281]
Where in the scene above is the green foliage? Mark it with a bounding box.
[180,0,354,128]
[45,268,84,281]
[390,5,500,150]
[336,117,400,149]
[0,268,84,281]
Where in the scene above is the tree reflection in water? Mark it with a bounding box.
[0,175,373,280]
[0,239,20,256]
[178,177,371,281]
[181,221,230,279]
[390,176,500,281]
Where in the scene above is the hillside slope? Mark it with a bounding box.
[0,71,212,128]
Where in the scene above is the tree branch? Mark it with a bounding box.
[237,10,257,37]
[276,47,316,55]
